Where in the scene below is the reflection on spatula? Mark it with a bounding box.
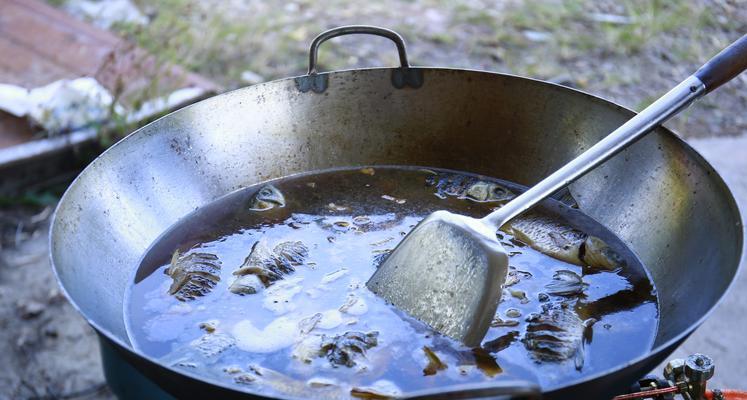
[367,35,747,347]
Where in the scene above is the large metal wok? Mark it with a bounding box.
[50,27,743,399]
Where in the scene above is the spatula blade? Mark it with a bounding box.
[366,211,508,347]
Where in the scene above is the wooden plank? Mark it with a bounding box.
[0,0,113,77]
[0,0,221,152]
[5,0,120,47]
[0,38,72,87]
[0,111,34,148]
[0,0,219,95]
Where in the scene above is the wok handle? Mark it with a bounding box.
[695,34,747,93]
[401,380,541,400]
[307,25,411,74]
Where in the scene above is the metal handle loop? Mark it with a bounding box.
[307,25,411,75]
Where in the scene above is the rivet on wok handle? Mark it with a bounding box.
[296,25,424,93]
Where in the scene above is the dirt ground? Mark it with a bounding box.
[2,0,747,399]
[0,209,113,399]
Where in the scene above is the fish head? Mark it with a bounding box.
[464,182,515,203]
[249,184,286,211]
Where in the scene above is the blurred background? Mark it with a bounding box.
[0,0,745,399]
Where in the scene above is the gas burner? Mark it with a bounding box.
[614,354,744,400]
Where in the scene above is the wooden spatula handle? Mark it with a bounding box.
[695,34,747,94]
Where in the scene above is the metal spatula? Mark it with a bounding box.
[367,35,747,347]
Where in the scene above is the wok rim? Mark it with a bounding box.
[49,66,744,398]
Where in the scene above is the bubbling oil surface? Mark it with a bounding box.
[125,166,658,398]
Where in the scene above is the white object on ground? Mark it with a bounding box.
[0,84,32,117]
[0,78,117,134]
[125,87,206,124]
[587,12,633,25]
[0,78,206,135]
[240,70,265,85]
[64,0,148,29]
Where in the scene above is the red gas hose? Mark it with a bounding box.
[613,388,747,400]
[612,386,679,399]
[706,389,747,400]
